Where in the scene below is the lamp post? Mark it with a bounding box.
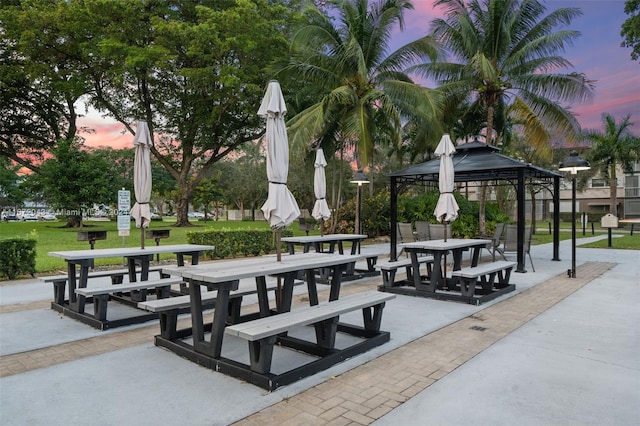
[559,150,590,278]
[350,169,369,239]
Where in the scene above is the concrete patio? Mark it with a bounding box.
[1,235,638,425]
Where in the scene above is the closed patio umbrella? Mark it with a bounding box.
[130,120,153,249]
[259,80,300,260]
[434,133,459,236]
[312,148,331,235]
[434,134,459,287]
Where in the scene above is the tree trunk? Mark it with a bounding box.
[478,182,487,236]
[477,103,496,236]
[174,193,191,227]
[610,163,618,216]
[64,215,82,228]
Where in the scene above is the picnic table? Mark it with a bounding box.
[281,234,381,280]
[281,233,368,255]
[382,239,516,305]
[158,252,394,390]
[46,244,214,328]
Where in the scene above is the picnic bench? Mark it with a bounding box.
[155,252,395,390]
[224,291,395,388]
[282,235,382,281]
[375,255,434,287]
[75,278,184,326]
[451,261,516,304]
[40,266,167,306]
[382,239,516,305]
[138,278,303,340]
[45,244,214,329]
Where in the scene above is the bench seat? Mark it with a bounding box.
[139,279,302,339]
[451,261,516,297]
[356,248,388,272]
[40,266,169,305]
[375,255,434,287]
[75,278,184,321]
[225,291,395,374]
[40,266,165,283]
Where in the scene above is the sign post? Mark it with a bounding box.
[117,189,131,242]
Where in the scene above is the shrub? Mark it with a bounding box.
[186,228,293,259]
[0,238,37,279]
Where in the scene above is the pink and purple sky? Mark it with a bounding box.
[80,0,639,149]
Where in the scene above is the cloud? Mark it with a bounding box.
[78,119,132,149]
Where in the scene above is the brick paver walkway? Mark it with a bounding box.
[0,262,613,426]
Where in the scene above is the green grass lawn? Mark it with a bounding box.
[531,223,639,249]
[0,218,322,275]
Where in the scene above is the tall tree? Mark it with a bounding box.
[1,1,88,172]
[2,0,306,226]
[25,140,122,227]
[621,0,640,62]
[584,113,640,216]
[280,0,443,171]
[416,0,594,234]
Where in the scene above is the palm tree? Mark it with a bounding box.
[413,0,594,234]
[584,114,640,216]
[279,0,443,171]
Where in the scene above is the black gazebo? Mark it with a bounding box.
[388,140,563,273]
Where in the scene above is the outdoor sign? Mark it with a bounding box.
[117,189,131,236]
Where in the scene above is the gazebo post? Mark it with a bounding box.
[390,176,398,261]
[552,176,561,261]
[516,169,526,273]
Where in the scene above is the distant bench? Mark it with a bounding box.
[375,256,434,288]
[451,261,516,299]
[224,291,395,377]
[40,266,168,305]
[138,279,304,340]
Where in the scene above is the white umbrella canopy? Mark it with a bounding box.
[312,148,331,222]
[259,81,300,259]
[130,120,153,248]
[433,133,459,240]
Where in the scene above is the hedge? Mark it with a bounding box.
[186,229,293,259]
[0,238,37,280]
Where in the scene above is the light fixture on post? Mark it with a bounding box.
[350,169,369,243]
[558,150,591,278]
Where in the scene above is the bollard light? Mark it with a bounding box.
[350,170,369,253]
[558,150,590,278]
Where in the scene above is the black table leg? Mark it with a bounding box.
[127,257,137,282]
[328,264,345,301]
[191,279,239,358]
[255,276,271,317]
[306,270,319,306]
[68,260,92,313]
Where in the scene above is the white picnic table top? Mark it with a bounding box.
[48,244,215,260]
[401,238,491,251]
[162,252,365,283]
[281,234,367,244]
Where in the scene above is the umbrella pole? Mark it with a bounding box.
[276,228,282,308]
[141,227,145,249]
[443,218,447,290]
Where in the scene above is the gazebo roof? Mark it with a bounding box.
[388,140,562,184]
